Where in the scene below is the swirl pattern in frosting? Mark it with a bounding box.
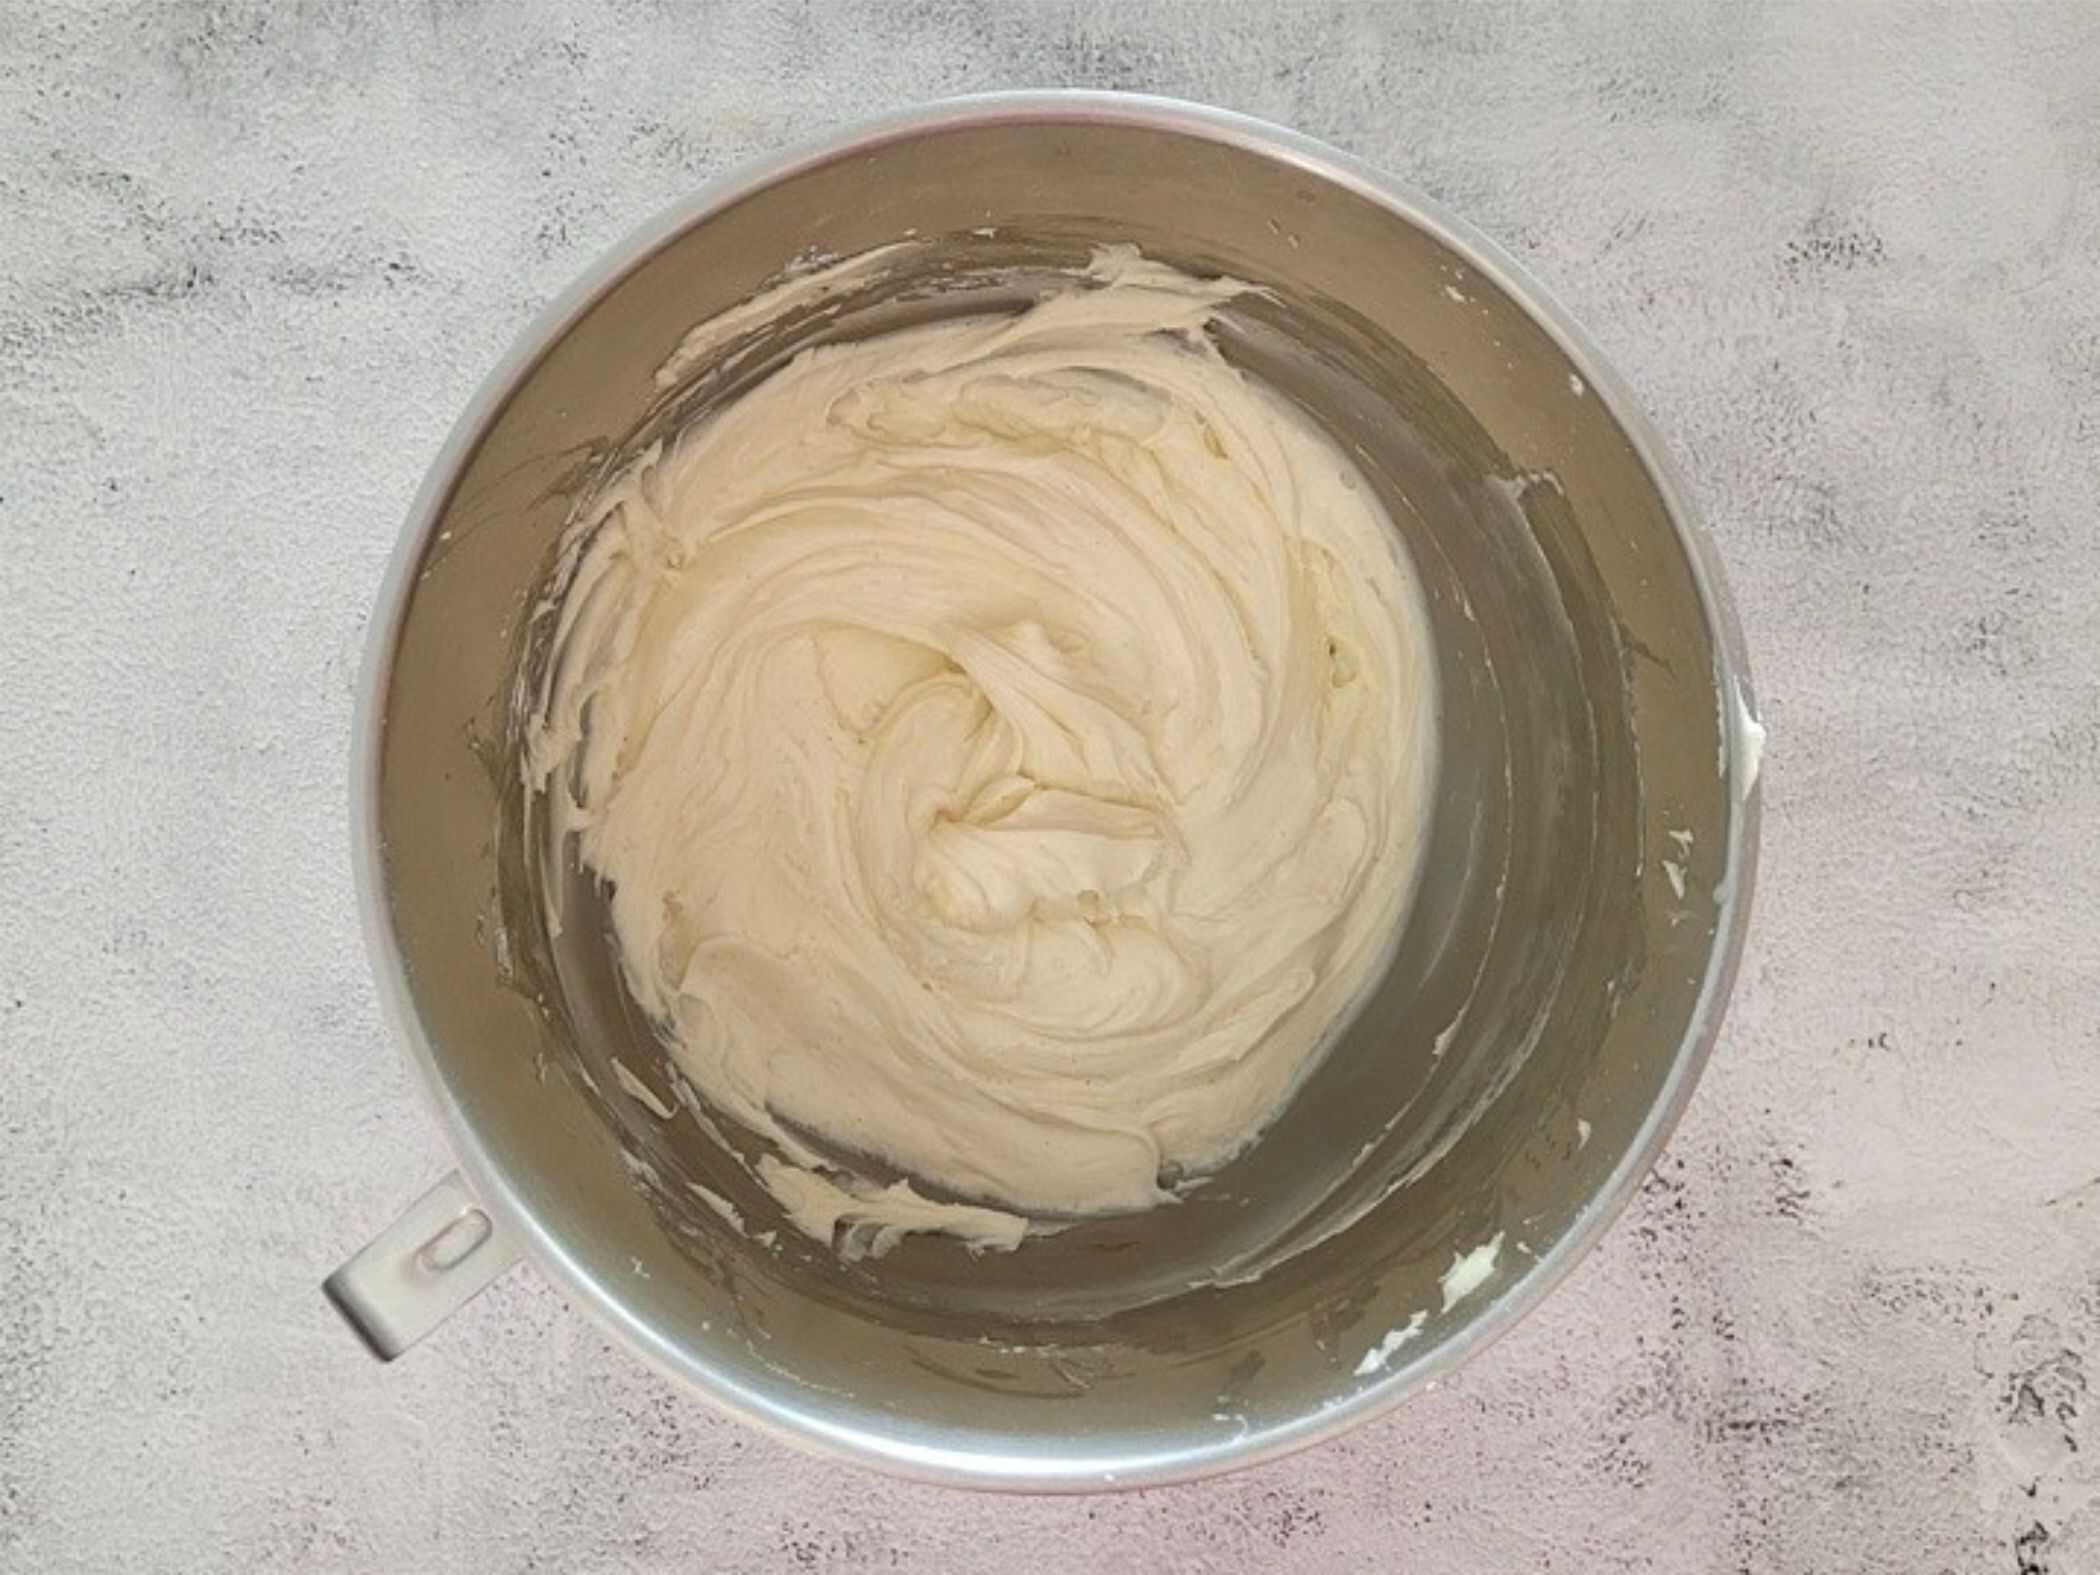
[527,248,1436,1258]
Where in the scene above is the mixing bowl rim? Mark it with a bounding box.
[350,89,1762,1491]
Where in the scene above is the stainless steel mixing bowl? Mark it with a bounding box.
[328,92,1760,1489]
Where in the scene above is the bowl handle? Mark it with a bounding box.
[323,1171,523,1359]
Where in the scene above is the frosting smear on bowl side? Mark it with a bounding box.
[526,247,1437,1258]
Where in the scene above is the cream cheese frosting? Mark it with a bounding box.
[526,247,1437,1257]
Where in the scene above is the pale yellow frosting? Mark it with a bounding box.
[527,248,1436,1257]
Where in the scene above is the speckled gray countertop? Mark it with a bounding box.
[3,5,2097,1572]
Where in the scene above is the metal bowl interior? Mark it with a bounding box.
[359,94,1758,1489]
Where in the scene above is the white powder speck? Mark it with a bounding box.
[1353,1309,1428,1376]
[1440,1233,1504,1311]
[612,1058,677,1120]
[685,1181,745,1233]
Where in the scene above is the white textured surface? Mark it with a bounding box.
[3,4,2097,1571]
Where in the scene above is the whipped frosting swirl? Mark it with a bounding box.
[527,248,1436,1257]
